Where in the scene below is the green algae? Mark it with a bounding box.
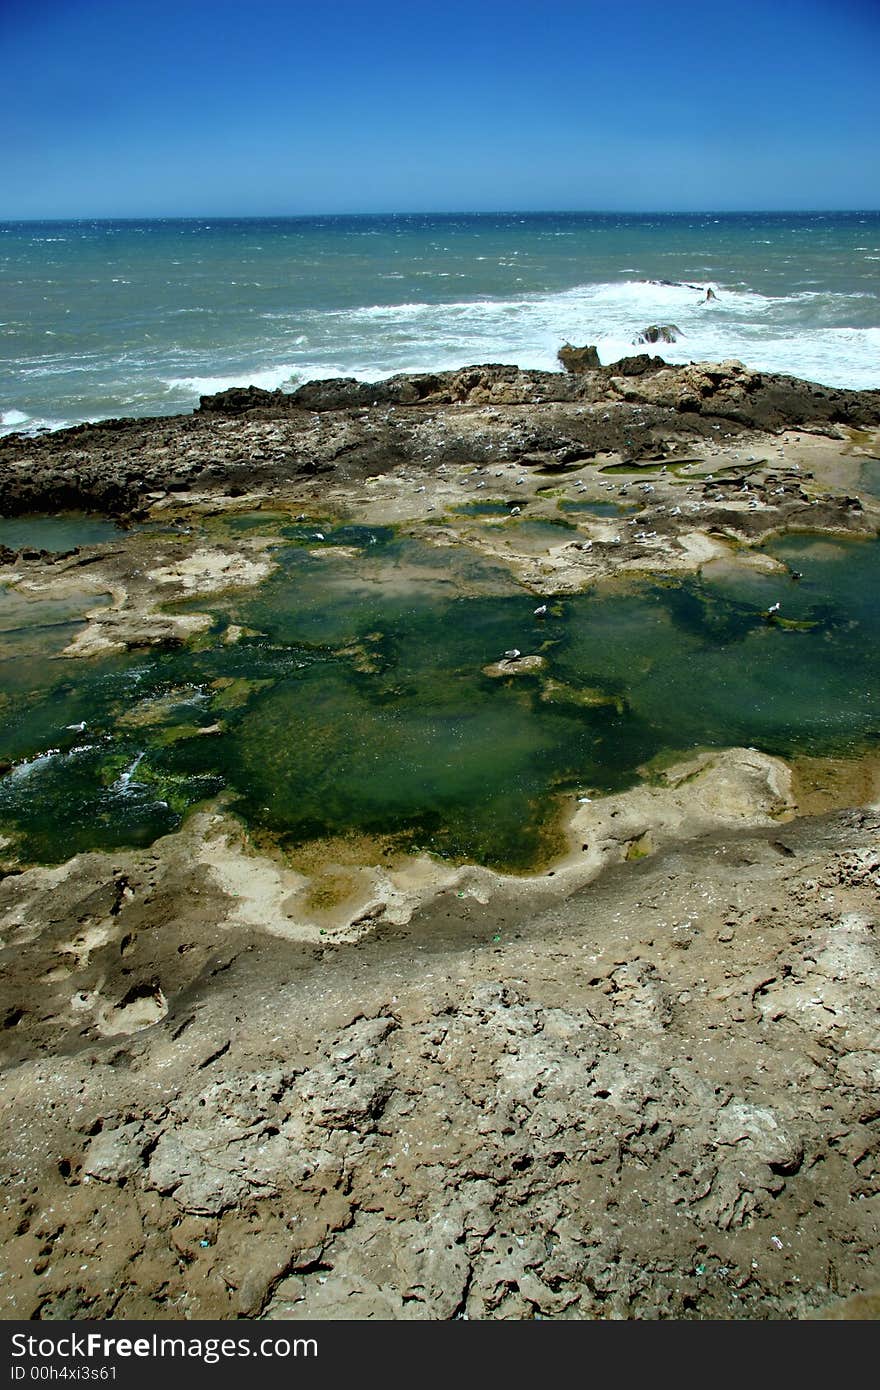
[209,676,274,711]
[539,678,626,713]
[625,831,653,860]
[2,520,880,872]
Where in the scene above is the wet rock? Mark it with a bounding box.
[635,324,682,345]
[197,384,291,415]
[645,278,704,291]
[608,352,669,376]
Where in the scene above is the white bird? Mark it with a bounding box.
[509,505,521,516]
[502,648,522,661]
[313,532,325,540]
[767,601,781,614]
[534,604,547,617]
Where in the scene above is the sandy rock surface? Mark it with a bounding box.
[1,803,878,1320]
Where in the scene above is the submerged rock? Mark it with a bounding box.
[483,654,545,678]
[635,324,682,345]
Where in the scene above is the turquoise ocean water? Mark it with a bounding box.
[1,212,879,435]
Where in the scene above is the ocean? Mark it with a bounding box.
[1,211,878,437]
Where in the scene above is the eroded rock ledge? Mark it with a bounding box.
[1,359,879,516]
[1,795,878,1320]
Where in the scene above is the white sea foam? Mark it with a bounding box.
[0,410,74,437]
[114,751,146,794]
[163,362,302,397]
[7,265,879,433]
[289,278,879,390]
[7,749,61,781]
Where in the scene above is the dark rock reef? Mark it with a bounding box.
[1,359,879,519]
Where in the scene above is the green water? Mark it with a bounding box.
[0,587,112,671]
[0,513,126,552]
[1,524,879,870]
[451,501,514,517]
[497,519,577,552]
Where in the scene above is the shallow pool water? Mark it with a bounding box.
[0,586,111,671]
[0,513,127,552]
[493,519,578,553]
[450,500,513,517]
[860,459,880,497]
[1,523,878,870]
[558,500,631,516]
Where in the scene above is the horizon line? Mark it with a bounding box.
[2,207,880,224]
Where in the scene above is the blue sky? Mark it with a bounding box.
[1,0,878,217]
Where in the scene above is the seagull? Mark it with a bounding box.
[502,648,522,661]
[766,601,781,615]
[509,505,521,516]
[533,604,547,617]
[313,532,325,540]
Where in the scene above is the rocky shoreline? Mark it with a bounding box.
[1,355,879,519]
[1,357,880,1320]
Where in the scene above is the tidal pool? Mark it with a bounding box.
[0,513,127,552]
[1,523,878,870]
[557,500,632,516]
[450,500,513,517]
[860,459,880,497]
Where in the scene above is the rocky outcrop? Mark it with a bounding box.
[557,343,601,373]
[607,352,669,376]
[604,358,880,432]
